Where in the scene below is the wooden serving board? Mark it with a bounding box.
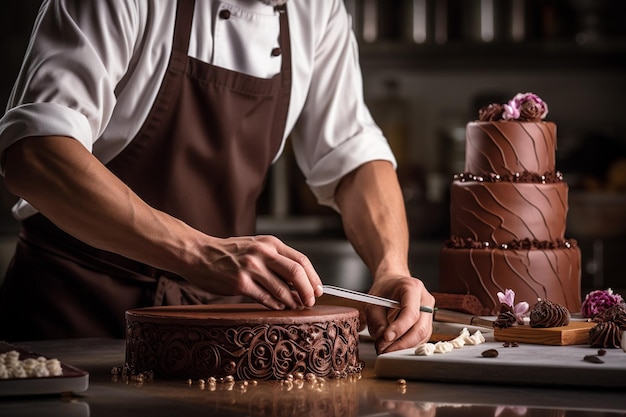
[493,321,595,345]
[375,341,626,388]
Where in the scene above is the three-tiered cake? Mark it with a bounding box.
[438,93,582,314]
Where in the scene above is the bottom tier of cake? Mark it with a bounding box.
[438,247,582,314]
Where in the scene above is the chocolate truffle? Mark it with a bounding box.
[529,299,571,328]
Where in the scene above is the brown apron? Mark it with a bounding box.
[0,0,291,341]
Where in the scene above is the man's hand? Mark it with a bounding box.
[182,234,324,310]
[365,275,435,354]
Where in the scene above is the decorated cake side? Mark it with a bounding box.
[124,304,363,380]
[439,93,582,314]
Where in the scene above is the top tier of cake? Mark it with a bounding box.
[465,121,556,176]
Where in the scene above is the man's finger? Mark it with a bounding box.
[271,245,322,307]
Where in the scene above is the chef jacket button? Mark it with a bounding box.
[271,47,281,57]
[219,9,231,19]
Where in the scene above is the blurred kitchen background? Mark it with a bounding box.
[1,0,625,297]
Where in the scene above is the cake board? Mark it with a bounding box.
[493,321,596,345]
[375,342,626,388]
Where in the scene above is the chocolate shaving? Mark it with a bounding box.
[432,292,490,316]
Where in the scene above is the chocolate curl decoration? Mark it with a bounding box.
[493,304,516,329]
[529,299,571,328]
[589,321,623,348]
[478,103,504,121]
[518,99,545,121]
[594,303,626,329]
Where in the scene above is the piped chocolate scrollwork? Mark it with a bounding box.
[125,306,364,380]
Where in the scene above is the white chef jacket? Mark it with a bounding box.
[0,0,395,220]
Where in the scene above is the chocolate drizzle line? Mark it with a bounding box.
[445,236,578,250]
[454,171,563,184]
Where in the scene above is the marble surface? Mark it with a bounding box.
[1,338,625,417]
[376,341,626,388]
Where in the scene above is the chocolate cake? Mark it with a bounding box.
[438,93,582,314]
[125,304,363,380]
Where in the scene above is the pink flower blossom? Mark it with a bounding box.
[502,102,520,120]
[497,289,529,324]
[501,93,548,121]
[497,288,515,306]
[477,92,548,122]
[581,288,624,318]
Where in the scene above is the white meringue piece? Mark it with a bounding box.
[433,341,454,353]
[466,330,486,345]
[450,338,466,349]
[414,327,486,357]
[458,327,470,340]
[415,343,436,356]
[0,350,63,379]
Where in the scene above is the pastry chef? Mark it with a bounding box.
[0,0,434,353]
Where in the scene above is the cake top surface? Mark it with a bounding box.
[126,303,359,324]
[478,92,548,122]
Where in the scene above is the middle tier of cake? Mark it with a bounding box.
[450,180,569,245]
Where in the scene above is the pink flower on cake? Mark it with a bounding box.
[581,288,624,318]
[503,93,548,121]
[502,101,520,120]
[497,289,529,324]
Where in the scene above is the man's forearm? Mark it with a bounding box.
[3,135,198,274]
[335,160,435,353]
[335,160,410,280]
[3,135,323,309]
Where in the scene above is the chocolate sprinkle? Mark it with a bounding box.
[481,349,499,358]
[583,355,604,364]
[454,171,564,184]
[445,236,577,250]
